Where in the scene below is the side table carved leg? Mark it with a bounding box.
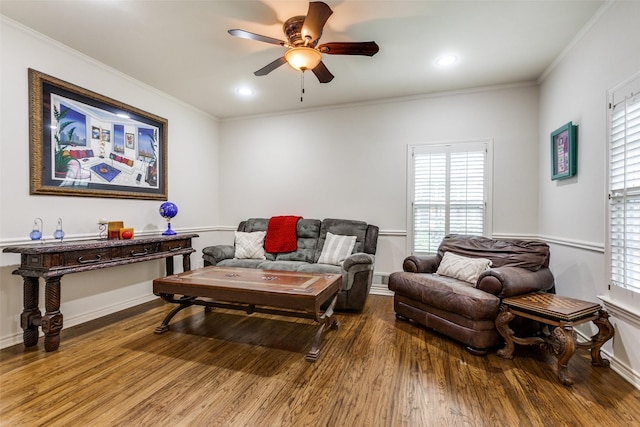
[496,307,516,359]
[581,310,615,367]
[552,326,576,386]
[42,276,64,352]
[21,276,42,348]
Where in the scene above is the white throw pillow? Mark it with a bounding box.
[436,251,492,284]
[233,231,266,260]
[318,232,357,265]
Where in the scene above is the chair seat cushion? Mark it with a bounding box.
[388,272,500,321]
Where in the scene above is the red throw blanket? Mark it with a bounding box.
[265,216,302,253]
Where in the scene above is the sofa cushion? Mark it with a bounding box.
[315,219,368,262]
[318,232,356,265]
[239,218,275,260]
[257,260,309,272]
[218,258,265,269]
[239,218,320,263]
[233,231,266,260]
[297,263,342,275]
[274,219,321,263]
[436,251,492,284]
[242,218,269,233]
[438,234,550,271]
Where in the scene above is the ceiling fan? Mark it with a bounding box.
[228,1,379,84]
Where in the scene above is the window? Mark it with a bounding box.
[608,73,640,293]
[408,141,491,254]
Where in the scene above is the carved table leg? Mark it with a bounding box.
[42,276,64,352]
[154,294,196,334]
[495,307,516,359]
[577,310,615,367]
[306,294,340,362]
[552,326,576,386]
[21,276,42,348]
[182,253,191,272]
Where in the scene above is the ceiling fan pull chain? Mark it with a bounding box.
[300,71,305,102]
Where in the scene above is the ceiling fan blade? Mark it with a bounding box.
[228,29,286,46]
[302,2,333,43]
[254,57,287,76]
[318,42,380,56]
[312,61,334,83]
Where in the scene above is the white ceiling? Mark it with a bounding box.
[1,1,605,119]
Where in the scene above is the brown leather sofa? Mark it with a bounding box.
[388,234,555,355]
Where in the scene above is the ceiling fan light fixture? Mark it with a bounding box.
[285,47,322,71]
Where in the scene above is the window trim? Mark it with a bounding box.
[406,139,493,255]
[606,70,640,299]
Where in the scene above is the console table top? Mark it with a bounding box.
[3,233,199,254]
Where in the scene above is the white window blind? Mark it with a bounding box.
[609,78,640,293]
[411,142,487,254]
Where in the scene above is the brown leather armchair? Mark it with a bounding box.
[388,235,555,355]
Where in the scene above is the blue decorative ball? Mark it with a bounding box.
[159,202,178,220]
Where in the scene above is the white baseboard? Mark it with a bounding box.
[0,293,158,350]
[371,272,393,296]
[371,283,394,296]
[609,355,640,390]
[575,329,640,390]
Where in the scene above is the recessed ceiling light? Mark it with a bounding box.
[236,87,254,96]
[436,55,458,67]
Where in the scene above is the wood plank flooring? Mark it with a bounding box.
[1,295,638,426]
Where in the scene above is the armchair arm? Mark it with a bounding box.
[402,255,440,273]
[202,245,235,266]
[477,266,555,298]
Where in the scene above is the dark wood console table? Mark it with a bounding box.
[3,233,198,352]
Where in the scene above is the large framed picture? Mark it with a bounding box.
[28,68,168,200]
[550,121,577,180]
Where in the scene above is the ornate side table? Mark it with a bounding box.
[495,292,615,386]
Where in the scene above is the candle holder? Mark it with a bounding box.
[98,219,108,240]
[29,218,43,241]
[53,218,65,242]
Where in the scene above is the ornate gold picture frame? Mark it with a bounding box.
[29,68,168,200]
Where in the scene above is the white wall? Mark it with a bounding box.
[538,1,640,387]
[0,19,221,348]
[219,84,541,277]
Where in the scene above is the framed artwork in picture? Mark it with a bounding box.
[550,122,577,180]
[28,68,168,200]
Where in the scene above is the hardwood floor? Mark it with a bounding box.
[1,295,638,426]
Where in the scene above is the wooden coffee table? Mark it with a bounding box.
[152,266,341,361]
[495,292,615,386]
